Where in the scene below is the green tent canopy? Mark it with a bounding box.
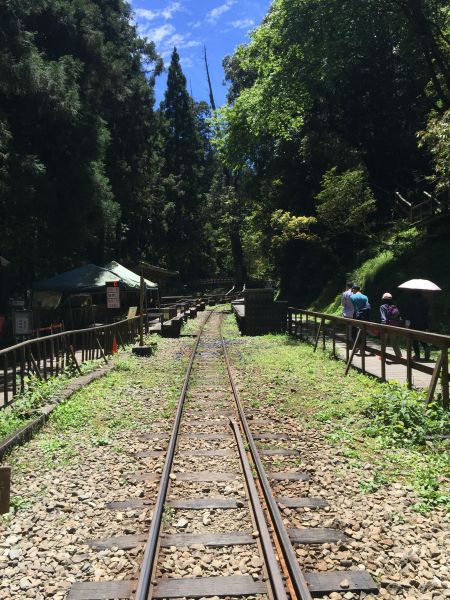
[105,261,157,289]
[33,263,156,293]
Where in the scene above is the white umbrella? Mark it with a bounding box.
[398,279,441,291]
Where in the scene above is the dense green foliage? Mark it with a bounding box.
[0,3,223,291]
[1,0,449,302]
[0,0,163,283]
[217,0,450,301]
[364,383,450,446]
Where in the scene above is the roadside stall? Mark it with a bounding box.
[33,263,158,331]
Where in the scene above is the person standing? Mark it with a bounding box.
[406,291,431,360]
[351,285,370,320]
[351,285,370,352]
[379,292,402,360]
[342,282,355,318]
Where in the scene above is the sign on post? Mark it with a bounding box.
[13,310,32,336]
[106,281,120,309]
[127,306,137,319]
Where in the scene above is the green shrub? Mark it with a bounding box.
[363,383,450,446]
[413,459,450,511]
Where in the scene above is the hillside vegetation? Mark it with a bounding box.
[309,217,450,331]
[216,0,450,304]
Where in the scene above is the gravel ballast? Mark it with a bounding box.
[0,331,197,600]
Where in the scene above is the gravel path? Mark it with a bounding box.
[2,310,447,600]
[0,333,196,600]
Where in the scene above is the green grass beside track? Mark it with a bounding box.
[223,314,450,513]
[0,359,105,442]
[3,336,190,515]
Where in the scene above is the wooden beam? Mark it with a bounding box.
[426,350,444,406]
[313,317,324,352]
[345,329,361,375]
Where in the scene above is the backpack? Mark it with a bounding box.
[386,304,401,326]
[356,303,371,321]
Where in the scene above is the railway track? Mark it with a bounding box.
[69,310,378,600]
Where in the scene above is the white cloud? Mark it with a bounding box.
[146,24,176,43]
[206,1,236,24]
[230,18,255,29]
[135,8,159,21]
[133,2,200,73]
[135,2,182,22]
[160,2,182,19]
[166,33,201,50]
[180,56,194,69]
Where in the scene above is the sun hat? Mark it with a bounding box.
[382,292,392,300]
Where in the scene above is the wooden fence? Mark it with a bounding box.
[0,295,235,409]
[0,316,141,409]
[288,308,449,409]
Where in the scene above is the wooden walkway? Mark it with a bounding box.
[332,337,434,390]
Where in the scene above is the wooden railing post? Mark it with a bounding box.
[332,320,336,357]
[12,350,16,397]
[361,328,366,374]
[442,346,449,410]
[345,324,350,362]
[42,340,47,381]
[426,349,444,406]
[3,355,8,407]
[406,337,413,389]
[313,317,324,352]
[322,318,326,350]
[380,330,386,382]
[345,329,361,376]
[20,346,25,392]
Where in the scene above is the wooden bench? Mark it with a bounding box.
[161,316,183,338]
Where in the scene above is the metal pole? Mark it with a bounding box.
[139,266,144,347]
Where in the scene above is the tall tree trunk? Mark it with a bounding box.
[399,0,450,108]
[204,46,248,284]
[229,228,247,285]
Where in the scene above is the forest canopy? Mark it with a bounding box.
[215,0,450,298]
[0,0,222,289]
[0,0,449,302]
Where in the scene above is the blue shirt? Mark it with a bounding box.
[351,292,369,315]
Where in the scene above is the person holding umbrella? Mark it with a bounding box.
[398,279,441,361]
[406,291,431,360]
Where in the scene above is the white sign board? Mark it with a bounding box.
[14,311,32,336]
[106,283,120,309]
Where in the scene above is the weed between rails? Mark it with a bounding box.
[223,314,450,512]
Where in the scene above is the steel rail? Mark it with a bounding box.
[229,419,288,600]
[221,325,313,600]
[134,311,213,600]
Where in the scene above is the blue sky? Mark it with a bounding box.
[130,0,272,106]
